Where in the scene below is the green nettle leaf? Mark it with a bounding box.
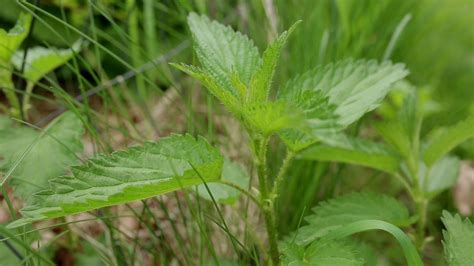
[398,90,422,146]
[8,134,223,228]
[242,101,305,136]
[290,192,411,245]
[419,156,460,198]
[281,238,365,266]
[247,21,300,104]
[278,89,340,151]
[441,211,474,266]
[187,13,261,94]
[423,112,474,166]
[277,59,409,151]
[12,40,82,84]
[375,90,421,173]
[0,112,84,200]
[175,14,303,136]
[298,134,400,173]
[0,12,32,63]
[196,160,249,204]
[375,121,412,160]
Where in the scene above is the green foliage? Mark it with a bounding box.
[419,156,460,198]
[278,59,409,151]
[8,134,223,228]
[248,21,300,104]
[321,219,422,266]
[179,14,407,145]
[0,12,32,117]
[0,5,470,264]
[0,225,52,265]
[423,112,474,166]
[298,134,400,173]
[242,101,304,136]
[374,92,421,176]
[290,192,411,245]
[281,239,365,266]
[0,12,32,63]
[375,120,413,163]
[196,159,249,204]
[174,13,303,137]
[187,13,261,94]
[170,63,242,115]
[441,211,474,266]
[11,40,82,84]
[0,112,84,200]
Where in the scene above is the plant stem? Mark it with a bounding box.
[255,137,280,265]
[22,81,35,119]
[415,197,428,251]
[0,67,21,118]
[262,205,280,265]
[272,150,295,199]
[256,138,269,197]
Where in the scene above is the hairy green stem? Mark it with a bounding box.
[411,168,429,252]
[255,137,280,265]
[256,138,269,197]
[415,197,428,251]
[262,206,279,265]
[272,150,295,199]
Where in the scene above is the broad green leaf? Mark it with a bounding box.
[441,211,474,266]
[0,116,37,166]
[196,160,249,204]
[0,112,84,200]
[278,89,340,151]
[290,192,411,245]
[423,112,474,166]
[375,121,412,160]
[278,59,409,151]
[187,13,261,95]
[281,239,365,266]
[12,40,82,84]
[8,134,223,228]
[298,134,400,174]
[0,12,32,63]
[419,156,460,198]
[242,101,305,136]
[248,21,300,104]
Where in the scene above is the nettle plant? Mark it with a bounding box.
[4,13,474,265]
